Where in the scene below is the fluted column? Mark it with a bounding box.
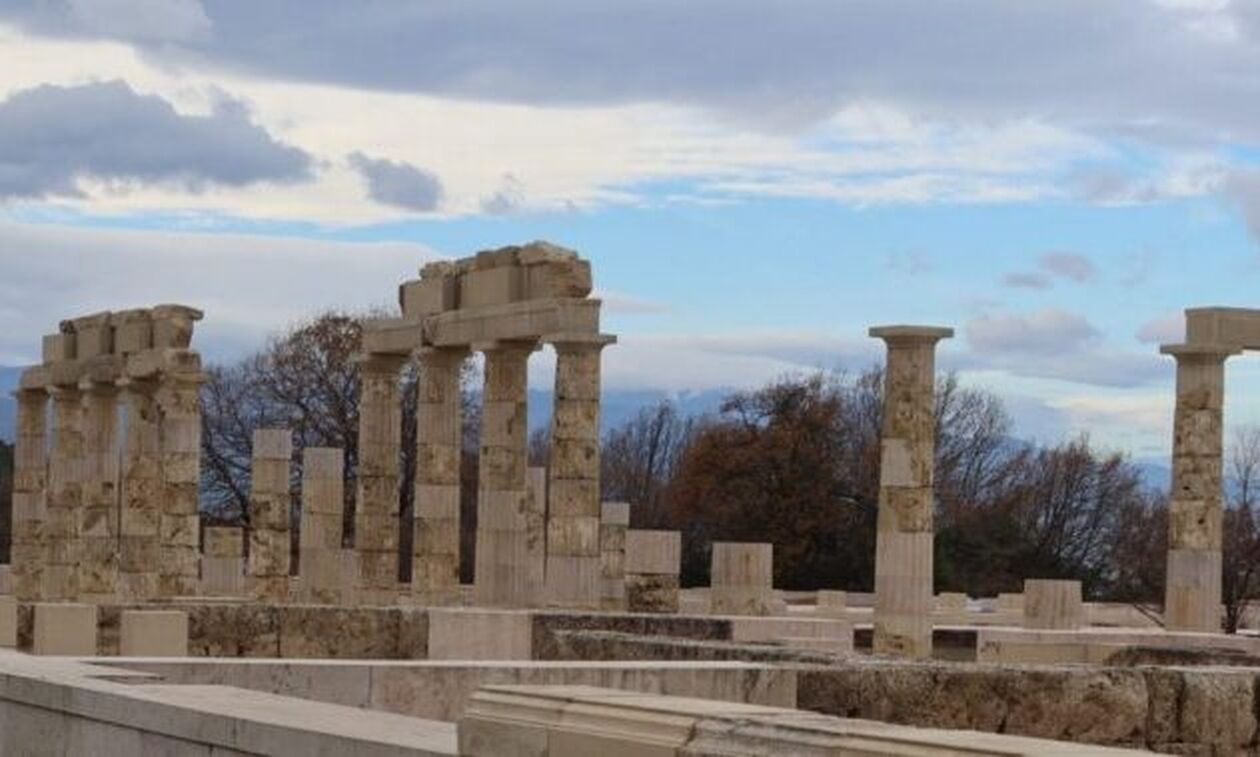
[44,385,84,601]
[12,387,48,602]
[77,379,120,603]
[119,378,162,601]
[545,336,612,608]
[474,341,535,607]
[1162,342,1238,632]
[355,353,407,606]
[412,346,468,606]
[870,325,952,659]
[156,360,203,598]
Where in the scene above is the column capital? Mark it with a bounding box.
[1160,342,1241,362]
[414,344,471,361]
[869,325,954,345]
[545,333,617,352]
[356,351,410,375]
[471,338,539,355]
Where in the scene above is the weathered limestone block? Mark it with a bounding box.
[248,429,292,603]
[11,388,48,602]
[0,596,16,647]
[201,525,246,596]
[355,353,406,606]
[120,610,188,656]
[33,602,97,655]
[44,386,85,601]
[545,337,612,609]
[1024,579,1083,630]
[599,501,630,610]
[710,542,774,616]
[870,324,952,659]
[76,380,120,603]
[936,592,968,612]
[625,530,681,614]
[119,380,162,602]
[1161,342,1237,633]
[155,362,203,598]
[817,590,847,618]
[413,347,467,606]
[474,342,537,608]
[300,447,345,605]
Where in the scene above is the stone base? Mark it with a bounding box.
[33,603,97,655]
[119,610,189,657]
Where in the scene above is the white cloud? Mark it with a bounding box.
[966,308,1100,354]
[1039,251,1097,283]
[1137,311,1185,344]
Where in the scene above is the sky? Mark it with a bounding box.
[4,1,1260,460]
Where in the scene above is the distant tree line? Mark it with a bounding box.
[195,311,1260,628]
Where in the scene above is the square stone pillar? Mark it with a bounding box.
[1023,579,1083,630]
[201,526,245,596]
[355,353,407,606]
[248,428,292,602]
[119,379,162,601]
[300,447,345,604]
[11,387,48,602]
[1161,342,1238,632]
[155,359,204,598]
[870,324,952,659]
[412,346,467,606]
[710,542,773,616]
[599,501,630,610]
[474,341,536,607]
[545,336,614,609]
[44,385,84,601]
[625,529,681,614]
[77,379,120,604]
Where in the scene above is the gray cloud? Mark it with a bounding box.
[348,152,443,212]
[0,80,312,200]
[480,174,525,215]
[1136,311,1184,345]
[5,1,1260,139]
[1226,168,1260,243]
[966,308,1099,355]
[1039,251,1096,283]
[1001,271,1052,289]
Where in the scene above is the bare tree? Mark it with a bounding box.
[1224,425,1260,633]
[600,401,695,529]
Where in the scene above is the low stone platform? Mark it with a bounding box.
[977,626,1260,664]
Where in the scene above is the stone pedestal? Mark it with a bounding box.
[300,447,345,605]
[413,347,467,606]
[1161,343,1237,632]
[33,603,97,655]
[817,590,847,618]
[201,526,245,596]
[11,388,48,602]
[599,502,630,610]
[77,381,120,603]
[120,610,189,656]
[248,429,292,603]
[44,386,84,601]
[474,342,536,607]
[870,324,952,659]
[0,596,16,647]
[1023,579,1083,630]
[625,530,681,614]
[156,363,203,598]
[119,380,162,602]
[710,542,773,616]
[545,338,611,609]
[355,354,406,607]
[936,592,968,612]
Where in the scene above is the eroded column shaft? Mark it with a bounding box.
[119,380,162,601]
[355,354,406,606]
[44,387,84,601]
[156,366,202,598]
[412,347,467,605]
[78,382,120,603]
[300,447,345,604]
[248,428,292,602]
[12,389,48,602]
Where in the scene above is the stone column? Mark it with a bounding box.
[355,353,407,606]
[412,346,467,606]
[119,379,162,601]
[300,447,345,605]
[201,526,245,596]
[545,337,612,608]
[710,542,774,616]
[77,379,120,603]
[870,325,952,659]
[248,429,292,602]
[599,502,630,610]
[44,385,84,601]
[625,530,681,614]
[474,341,536,607]
[1162,342,1238,632]
[11,387,49,602]
[156,358,203,598]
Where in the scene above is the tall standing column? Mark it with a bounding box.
[12,386,49,602]
[870,325,952,659]
[44,385,84,601]
[119,379,162,602]
[1162,343,1238,632]
[356,353,407,606]
[545,336,613,609]
[156,358,204,598]
[248,428,292,602]
[413,346,468,606]
[474,341,535,607]
[77,378,120,603]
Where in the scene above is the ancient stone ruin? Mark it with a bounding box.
[2,244,1260,755]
